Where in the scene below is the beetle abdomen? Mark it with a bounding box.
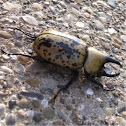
[33,30,87,69]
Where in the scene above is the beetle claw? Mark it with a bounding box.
[1,47,7,54]
[103,87,115,91]
[49,98,56,104]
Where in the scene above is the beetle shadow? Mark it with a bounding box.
[25,59,106,91]
[25,60,74,89]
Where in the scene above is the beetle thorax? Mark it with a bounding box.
[84,47,107,75]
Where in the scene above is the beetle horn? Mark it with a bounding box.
[102,56,122,77]
[106,56,122,67]
[102,71,120,77]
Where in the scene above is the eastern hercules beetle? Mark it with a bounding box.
[1,26,122,102]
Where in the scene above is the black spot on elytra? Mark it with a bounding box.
[44,53,46,56]
[43,49,47,52]
[53,45,56,47]
[58,49,63,52]
[56,42,79,56]
[67,55,71,59]
[55,55,63,60]
[48,58,51,61]
[62,60,65,63]
[72,63,77,66]
[71,41,80,47]
[48,53,51,56]
[38,38,53,49]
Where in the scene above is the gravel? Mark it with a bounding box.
[0,0,125,125]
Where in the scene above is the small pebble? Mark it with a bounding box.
[32,3,43,11]
[105,82,115,90]
[117,105,126,113]
[6,113,16,125]
[112,43,120,49]
[116,117,126,126]
[102,43,110,50]
[13,64,25,73]
[105,108,115,115]
[66,105,72,111]
[99,17,106,23]
[49,6,57,15]
[33,112,42,122]
[82,35,90,41]
[20,91,44,100]
[52,0,58,4]
[25,78,39,87]
[9,95,18,101]
[0,76,4,80]
[108,0,116,8]
[71,111,82,125]
[112,36,123,45]
[27,49,33,54]
[17,98,32,108]
[0,104,5,117]
[0,0,3,4]
[43,108,55,119]
[9,100,16,109]
[104,67,112,75]
[0,66,13,74]
[57,110,66,121]
[96,97,103,102]
[53,120,64,125]
[98,12,106,17]
[0,31,12,39]
[76,22,84,28]
[108,28,117,34]
[78,104,84,111]
[86,88,94,95]
[2,54,10,60]
[17,55,30,64]
[17,110,26,117]
[65,14,74,23]
[26,110,34,120]
[40,87,53,95]
[121,112,126,118]
[32,100,40,108]
[94,20,104,30]
[15,31,22,38]
[3,2,21,11]
[41,99,48,108]
[33,12,44,20]
[59,1,66,7]
[120,35,126,42]
[20,15,38,26]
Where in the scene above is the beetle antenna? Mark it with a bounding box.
[0,25,37,40]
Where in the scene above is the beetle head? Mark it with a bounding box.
[84,47,122,77]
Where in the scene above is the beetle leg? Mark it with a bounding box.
[1,47,49,63]
[87,76,104,89]
[86,76,115,91]
[49,71,78,103]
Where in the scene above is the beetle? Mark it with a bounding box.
[1,27,122,102]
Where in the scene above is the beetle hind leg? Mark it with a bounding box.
[49,71,78,103]
[1,47,48,63]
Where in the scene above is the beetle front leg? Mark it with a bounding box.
[86,76,104,89]
[85,74,115,91]
[49,71,78,103]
